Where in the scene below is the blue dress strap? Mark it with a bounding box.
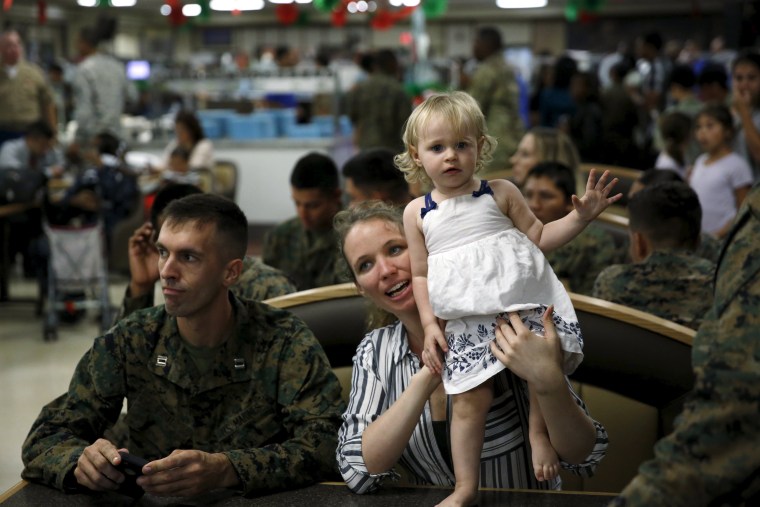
[420,192,438,219]
[472,179,494,197]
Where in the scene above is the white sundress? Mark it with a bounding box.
[422,180,583,394]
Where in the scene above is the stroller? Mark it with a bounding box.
[42,192,113,342]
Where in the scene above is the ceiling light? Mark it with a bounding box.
[402,0,420,6]
[210,0,265,10]
[496,0,548,8]
[160,4,171,15]
[183,3,202,15]
[110,0,137,6]
[268,0,294,4]
[77,0,97,6]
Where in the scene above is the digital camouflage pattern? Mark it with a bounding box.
[347,73,411,154]
[467,53,525,174]
[114,256,296,322]
[696,232,722,264]
[610,184,760,506]
[21,296,345,494]
[262,217,348,291]
[592,250,715,330]
[545,224,622,296]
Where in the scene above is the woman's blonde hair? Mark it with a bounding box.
[394,91,496,186]
[333,200,406,330]
[528,127,581,173]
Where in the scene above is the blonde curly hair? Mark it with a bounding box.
[394,91,496,186]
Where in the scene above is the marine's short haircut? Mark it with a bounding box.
[628,181,701,250]
[150,183,203,231]
[342,148,409,204]
[731,49,760,74]
[289,152,339,191]
[161,193,247,261]
[477,27,503,51]
[525,162,576,203]
[637,168,685,187]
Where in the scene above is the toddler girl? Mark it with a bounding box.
[398,91,620,506]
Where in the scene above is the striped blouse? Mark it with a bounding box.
[336,321,608,494]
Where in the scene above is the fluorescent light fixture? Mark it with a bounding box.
[183,3,202,15]
[496,0,548,8]
[389,0,402,6]
[110,0,137,6]
[77,0,97,6]
[403,0,420,6]
[210,0,265,10]
[268,0,294,4]
[295,0,312,3]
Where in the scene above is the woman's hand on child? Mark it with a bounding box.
[422,323,448,376]
[572,169,623,222]
[490,306,565,395]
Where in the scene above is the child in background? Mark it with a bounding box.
[162,146,201,187]
[690,104,753,238]
[398,91,620,506]
[655,111,692,179]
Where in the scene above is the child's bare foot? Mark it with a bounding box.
[531,436,560,481]
[435,486,478,507]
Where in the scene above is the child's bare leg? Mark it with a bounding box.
[437,378,494,507]
[528,383,560,481]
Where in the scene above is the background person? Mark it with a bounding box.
[69,20,135,157]
[610,184,760,507]
[341,147,412,207]
[262,152,346,290]
[334,200,608,497]
[347,49,411,154]
[509,127,580,190]
[22,194,344,497]
[524,162,622,295]
[0,29,56,146]
[465,26,524,174]
[690,104,753,239]
[593,182,715,330]
[156,110,214,172]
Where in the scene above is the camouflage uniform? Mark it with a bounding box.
[610,184,760,506]
[545,224,622,296]
[347,74,411,154]
[21,295,345,495]
[114,256,297,322]
[0,60,54,132]
[262,217,348,291]
[592,250,715,330]
[467,53,525,174]
[696,232,722,264]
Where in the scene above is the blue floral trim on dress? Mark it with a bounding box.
[443,305,583,382]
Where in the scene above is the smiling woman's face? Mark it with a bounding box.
[342,218,415,316]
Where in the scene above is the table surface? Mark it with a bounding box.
[1,481,616,506]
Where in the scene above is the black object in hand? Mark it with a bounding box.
[115,451,148,498]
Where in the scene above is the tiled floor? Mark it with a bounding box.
[0,274,129,493]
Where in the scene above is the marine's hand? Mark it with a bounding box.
[128,222,160,296]
[422,322,447,376]
[73,439,125,492]
[572,169,622,222]
[137,449,239,497]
